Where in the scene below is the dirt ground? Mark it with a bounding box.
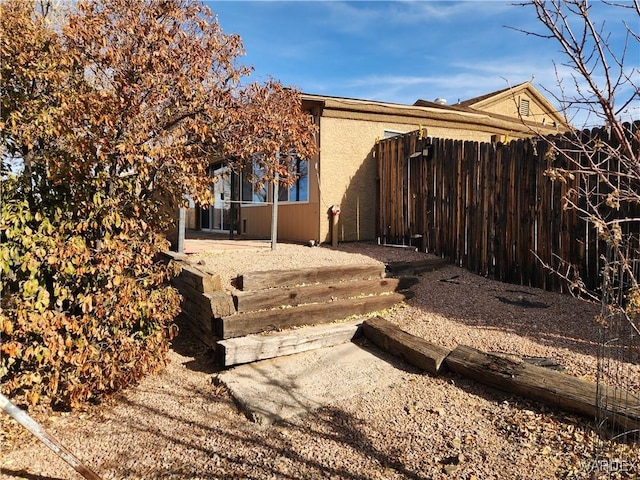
[1,242,639,480]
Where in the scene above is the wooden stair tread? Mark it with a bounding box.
[238,264,385,291]
[216,291,413,339]
[216,320,362,367]
[234,277,418,313]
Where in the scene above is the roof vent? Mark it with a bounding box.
[434,98,447,105]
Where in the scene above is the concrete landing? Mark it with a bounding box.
[216,342,415,425]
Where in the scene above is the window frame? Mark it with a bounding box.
[277,156,309,204]
[240,156,310,206]
[240,161,268,206]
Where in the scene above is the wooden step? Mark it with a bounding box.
[234,277,418,313]
[385,258,449,276]
[238,264,386,291]
[215,291,414,339]
[216,320,362,367]
[173,264,222,293]
[180,290,235,322]
[179,311,218,349]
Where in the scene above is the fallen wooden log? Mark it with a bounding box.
[216,320,362,366]
[234,277,418,313]
[238,264,386,291]
[361,316,450,375]
[216,291,413,339]
[446,345,640,432]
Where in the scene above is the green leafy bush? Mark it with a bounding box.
[1,176,181,409]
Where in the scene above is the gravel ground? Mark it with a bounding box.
[2,242,639,480]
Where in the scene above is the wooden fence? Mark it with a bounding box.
[376,125,640,292]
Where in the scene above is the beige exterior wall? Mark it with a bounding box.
[201,91,563,244]
[475,95,555,125]
[317,117,416,243]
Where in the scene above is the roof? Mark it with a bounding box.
[301,89,566,138]
[456,82,529,107]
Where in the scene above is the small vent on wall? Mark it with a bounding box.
[520,98,530,117]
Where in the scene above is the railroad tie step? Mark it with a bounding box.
[216,320,363,367]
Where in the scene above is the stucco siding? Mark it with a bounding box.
[318,117,418,242]
[475,96,555,125]
[317,115,508,243]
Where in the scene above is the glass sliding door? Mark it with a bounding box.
[201,165,232,232]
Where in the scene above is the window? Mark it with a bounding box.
[278,158,309,203]
[241,157,308,204]
[241,162,267,204]
[519,98,530,117]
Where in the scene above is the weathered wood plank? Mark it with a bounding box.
[160,251,189,263]
[216,291,413,339]
[173,277,224,309]
[234,277,418,313]
[174,264,221,293]
[361,316,450,375]
[238,264,385,291]
[180,291,235,324]
[216,320,362,367]
[179,312,218,349]
[446,345,640,432]
[385,258,449,275]
[180,297,216,333]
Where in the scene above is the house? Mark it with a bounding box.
[194,82,566,244]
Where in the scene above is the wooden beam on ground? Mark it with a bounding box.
[238,264,386,291]
[361,316,450,375]
[173,264,221,293]
[234,277,418,313]
[216,291,413,339]
[446,345,640,432]
[160,251,189,263]
[180,290,235,321]
[216,320,362,366]
[385,257,449,276]
[179,312,218,350]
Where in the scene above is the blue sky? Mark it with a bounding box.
[207,1,639,128]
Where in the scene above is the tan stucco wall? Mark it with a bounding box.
[318,117,422,243]
[476,96,555,125]
[231,95,564,244]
